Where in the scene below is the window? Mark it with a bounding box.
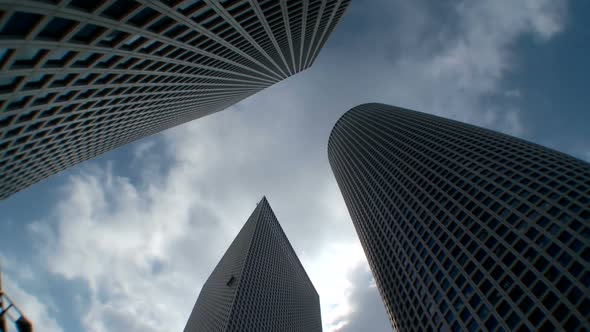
[128,7,159,27]
[68,0,103,12]
[0,12,42,37]
[528,308,544,326]
[12,48,46,68]
[71,24,106,44]
[148,16,175,33]
[226,275,236,287]
[37,17,77,40]
[102,0,140,20]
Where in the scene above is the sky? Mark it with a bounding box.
[0,0,588,331]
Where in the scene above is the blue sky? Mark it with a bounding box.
[0,0,588,331]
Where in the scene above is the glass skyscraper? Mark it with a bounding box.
[328,103,590,331]
[184,197,321,332]
[0,0,350,199]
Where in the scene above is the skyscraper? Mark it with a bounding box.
[184,197,321,332]
[0,0,351,199]
[328,103,590,331]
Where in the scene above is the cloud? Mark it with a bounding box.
[28,90,368,331]
[333,264,391,332]
[327,0,566,136]
[303,242,369,331]
[0,257,63,332]
[15,0,569,331]
[132,141,157,162]
[27,160,236,332]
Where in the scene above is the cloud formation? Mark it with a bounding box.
[333,264,392,332]
[0,256,63,332]
[5,0,570,331]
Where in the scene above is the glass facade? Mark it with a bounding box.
[328,103,590,332]
[0,0,351,199]
[184,197,321,332]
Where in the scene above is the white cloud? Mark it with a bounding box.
[28,160,236,332]
[0,259,62,332]
[332,0,566,136]
[28,92,368,331]
[333,264,391,332]
[17,0,569,331]
[304,242,367,331]
[132,141,157,162]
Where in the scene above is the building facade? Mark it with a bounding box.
[328,103,590,331]
[0,0,350,199]
[184,197,321,332]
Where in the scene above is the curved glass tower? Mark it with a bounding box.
[0,0,351,199]
[328,103,590,331]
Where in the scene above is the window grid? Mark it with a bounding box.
[0,0,352,199]
[328,103,590,332]
[185,197,321,332]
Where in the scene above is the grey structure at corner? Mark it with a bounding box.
[0,0,351,199]
[184,197,322,332]
[328,103,590,331]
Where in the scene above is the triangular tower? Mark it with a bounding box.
[184,197,321,332]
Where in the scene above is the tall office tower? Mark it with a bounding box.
[184,197,321,332]
[0,0,351,199]
[328,103,590,332]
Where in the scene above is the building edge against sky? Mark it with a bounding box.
[184,197,322,332]
[328,103,590,331]
[0,0,351,199]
